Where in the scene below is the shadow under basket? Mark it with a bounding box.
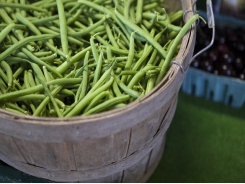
[0,0,197,182]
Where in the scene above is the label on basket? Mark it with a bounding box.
[207,0,215,28]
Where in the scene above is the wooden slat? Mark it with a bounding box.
[122,154,149,183]
[148,135,166,171]
[12,139,35,165]
[73,129,130,170]
[80,171,123,183]
[160,94,178,130]
[139,135,166,183]
[13,140,76,170]
[127,96,174,156]
[62,142,77,171]
[0,133,26,163]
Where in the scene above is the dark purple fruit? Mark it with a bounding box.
[233,57,244,72]
[218,63,237,77]
[218,51,234,64]
[193,24,245,81]
[208,50,218,62]
[200,60,214,73]
[191,59,200,68]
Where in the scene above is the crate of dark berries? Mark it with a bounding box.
[181,11,245,108]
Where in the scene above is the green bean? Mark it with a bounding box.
[65,77,114,117]
[83,91,109,113]
[93,50,104,86]
[0,23,27,30]
[100,45,141,58]
[57,46,91,74]
[128,65,158,89]
[74,21,87,29]
[116,39,127,50]
[124,0,134,20]
[37,76,63,118]
[0,84,43,102]
[4,107,26,115]
[0,33,58,61]
[112,25,130,46]
[0,2,47,12]
[0,78,7,94]
[119,70,138,76]
[90,35,100,63]
[106,43,113,61]
[0,9,35,51]
[33,70,75,116]
[143,2,158,11]
[83,95,130,116]
[112,79,122,97]
[75,51,90,102]
[132,30,163,71]
[39,53,57,62]
[5,103,28,115]
[114,74,139,98]
[121,31,135,83]
[0,68,8,87]
[13,63,26,79]
[67,6,82,25]
[93,34,109,46]
[24,70,30,88]
[60,89,75,97]
[31,15,59,25]
[170,10,184,23]
[114,10,167,59]
[135,0,143,24]
[143,12,166,21]
[47,78,83,86]
[21,47,62,78]
[56,0,69,55]
[129,2,136,23]
[55,98,66,111]
[0,77,82,102]
[157,21,182,32]
[27,70,36,88]
[78,0,130,39]
[14,51,52,59]
[69,17,107,37]
[111,103,126,109]
[38,26,84,46]
[5,94,45,102]
[143,28,155,54]
[156,14,199,85]
[33,85,63,116]
[0,60,13,87]
[105,22,119,49]
[43,66,52,83]
[0,23,15,43]
[87,61,114,95]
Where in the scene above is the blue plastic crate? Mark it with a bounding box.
[181,67,245,108]
[181,11,245,108]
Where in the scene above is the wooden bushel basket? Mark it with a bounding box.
[0,0,196,182]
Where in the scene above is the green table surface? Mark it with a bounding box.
[1,91,245,183]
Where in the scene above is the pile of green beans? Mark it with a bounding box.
[0,0,200,117]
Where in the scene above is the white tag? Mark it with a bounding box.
[206,0,215,28]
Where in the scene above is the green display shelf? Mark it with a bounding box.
[1,91,245,182]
